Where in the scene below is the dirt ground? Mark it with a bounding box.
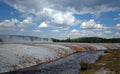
[80,49,120,74]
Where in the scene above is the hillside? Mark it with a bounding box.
[53,37,120,43]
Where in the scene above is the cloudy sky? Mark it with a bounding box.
[0,0,120,39]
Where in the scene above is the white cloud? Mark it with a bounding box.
[51,28,114,39]
[3,0,119,29]
[104,31,112,34]
[52,30,60,32]
[69,29,100,38]
[20,28,24,31]
[116,24,120,30]
[62,29,109,39]
[52,12,75,25]
[81,30,89,36]
[34,30,41,32]
[113,13,120,21]
[71,29,79,33]
[19,17,33,27]
[81,30,97,37]
[4,0,48,13]
[58,26,69,31]
[81,19,105,29]
[96,32,103,37]
[11,18,19,23]
[0,20,13,27]
[69,33,80,39]
[39,22,48,28]
[115,32,120,38]
[1,0,120,39]
[113,15,120,21]
[68,29,82,38]
[42,8,76,26]
[3,0,120,18]
[118,13,120,16]
[0,18,18,30]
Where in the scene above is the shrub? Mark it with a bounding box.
[80,62,88,70]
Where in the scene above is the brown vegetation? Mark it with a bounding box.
[80,49,120,74]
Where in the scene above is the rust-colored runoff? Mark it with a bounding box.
[71,45,86,52]
[89,46,97,51]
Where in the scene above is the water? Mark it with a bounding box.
[5,51,104,74]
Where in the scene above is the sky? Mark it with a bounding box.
[0,0,120,39]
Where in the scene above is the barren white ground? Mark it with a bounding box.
[0,43,119,73]
[0,44,74,73]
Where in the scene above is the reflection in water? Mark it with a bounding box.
[6,51,104,74]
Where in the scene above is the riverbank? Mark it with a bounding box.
[80,49,120,74]
[0,43,119,74]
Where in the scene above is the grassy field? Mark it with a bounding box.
[80,49,120,74]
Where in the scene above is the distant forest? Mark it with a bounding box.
[52,37,120,43]
[0,36,120,43]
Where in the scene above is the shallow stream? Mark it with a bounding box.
[5,50,105,74]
